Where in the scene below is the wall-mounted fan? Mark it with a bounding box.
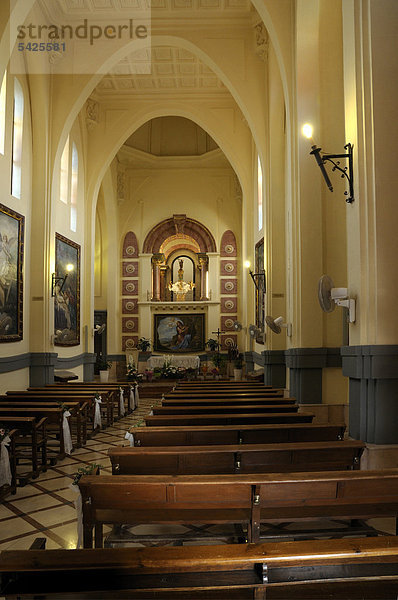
[248,324,260,338]
[318,275,356,323]
[93,324,106,335]
[233,321,243,332]
[265,316,292,337]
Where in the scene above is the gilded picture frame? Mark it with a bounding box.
[0,203,24,342]
[54,233,80,346]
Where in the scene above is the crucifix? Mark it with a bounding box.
[211,327,225,353]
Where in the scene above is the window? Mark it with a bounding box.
[257,155,263,231]
[0,71,6,155]
[59,136,79,232]
[60,136,69,204]
[11,78,24,199]
[70,142,78,232]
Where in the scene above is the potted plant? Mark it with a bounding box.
[96,355,112,382]
[227,342,240,378]
[205,338,220,353]
[233,354,243,381]
[211,353,224,379]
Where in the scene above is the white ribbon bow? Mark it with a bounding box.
[124,431,134,446]
[70,483,83,549]
[119,388,125,417]
[134,383,139,407]
[129,386,135,410]
[149,409,153,416]
[62,410,73,455]
[0,436,12,487]
[94,396,102,429]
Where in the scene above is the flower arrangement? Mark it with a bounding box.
[127,361,144,382]
[72,463,103,486]
[137,337,151,352]
[160,363,187,379]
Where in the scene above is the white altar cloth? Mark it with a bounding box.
[148,355,200,370]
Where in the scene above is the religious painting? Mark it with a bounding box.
[0,204,24,342]
[255,238,266,344]
[54,233,80,346]
[154,313,205,353]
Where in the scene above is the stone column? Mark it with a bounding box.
[151,254,164,302]
[197,253,209,301]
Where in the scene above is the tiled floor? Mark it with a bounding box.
[0,397,154,550]
[1,397,395,551]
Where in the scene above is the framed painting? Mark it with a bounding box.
[255,238,265,344]
[54,233,80,346]
[0,203,24,342]
[154,313,205,353]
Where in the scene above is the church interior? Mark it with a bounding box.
[0,0,398,596]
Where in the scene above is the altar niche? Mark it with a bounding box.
[151,251,209,302]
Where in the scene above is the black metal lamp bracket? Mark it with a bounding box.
[321,143,354,203]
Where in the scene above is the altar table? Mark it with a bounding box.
[147,355,200,370]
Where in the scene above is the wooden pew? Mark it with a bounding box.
[43,383,135,414]
[177,381,272,387]
[162,397,296,406]
[0,399,87,448]
[0,428,18,500]
[20,389,114,427]
[0,407,68,463]
[145,412,314,427]
[2,537,398,599]
[166,391,285,399]
[1,537,398,599]
[0,416,47,484]
[78,470,398,547]
[130,423,346,447]
[152,404,299,415]
[109,440,365,475]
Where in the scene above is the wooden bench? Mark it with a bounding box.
[153,404,299,415]
[22,389,115,426]
[78,469,398,548]
[130,423,346,447]
[162,397,296,406]
[43,383,135,414]
[0,416,47,484]
[145,412,314,427]
[109,440,365,475]
[0,407,68,462]
[0,398,87,448]
[166,391,285,399]
[2,537,398,599]
[1,537,398,599]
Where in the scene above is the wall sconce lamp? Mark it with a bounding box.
[302,124,354,203]
[51,264,74,296]
[245,261,266,291]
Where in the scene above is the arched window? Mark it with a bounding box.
[70,143,78,232]
[11,78,24,199]
[59,136,79,232]
[257,154,263,231]
[60,136,69,204]
[0,71,6,155]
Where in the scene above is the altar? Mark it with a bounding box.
[147,355,200,370]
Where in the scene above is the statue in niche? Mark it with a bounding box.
[168,259,195,301]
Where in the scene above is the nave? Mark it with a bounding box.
[1,378,398,599]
